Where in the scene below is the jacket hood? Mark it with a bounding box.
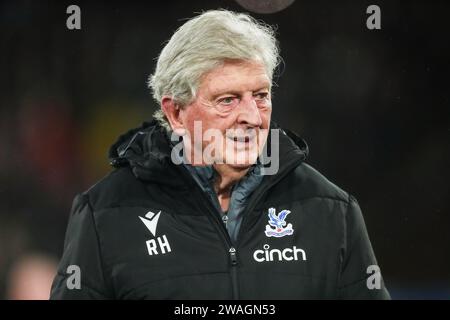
[108,119,309,186]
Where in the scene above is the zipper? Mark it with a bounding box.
[228,247,239,300]
[222,215,229,228]
[178,166,240,299]
[198,187,241,300]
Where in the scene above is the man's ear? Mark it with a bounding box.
[161,96,186,136]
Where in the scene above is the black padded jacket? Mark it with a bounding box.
[50,120,390,299]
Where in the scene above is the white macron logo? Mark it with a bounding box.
[139,211,171,256]
[139,211,161,237]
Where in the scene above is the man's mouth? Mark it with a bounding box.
[224,129,260,150]
[232,136,251,143]
[226,135,258,145]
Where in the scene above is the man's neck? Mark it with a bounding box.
[213,164,250,211]
[213,164,249,193]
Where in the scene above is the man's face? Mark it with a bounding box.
[179,59,272,168]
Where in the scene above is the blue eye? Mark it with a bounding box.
[219,97,235,105]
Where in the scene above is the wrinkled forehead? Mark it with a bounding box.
[198,60,272,97]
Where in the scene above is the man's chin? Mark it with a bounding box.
[225,162,253,169]
[222,154,259,168]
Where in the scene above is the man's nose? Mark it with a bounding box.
[236,96,263,127]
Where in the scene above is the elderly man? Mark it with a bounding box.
[51,10,390,299]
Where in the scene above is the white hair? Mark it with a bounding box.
[148,9,281,130]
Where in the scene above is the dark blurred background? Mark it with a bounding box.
[0,0,449,299]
